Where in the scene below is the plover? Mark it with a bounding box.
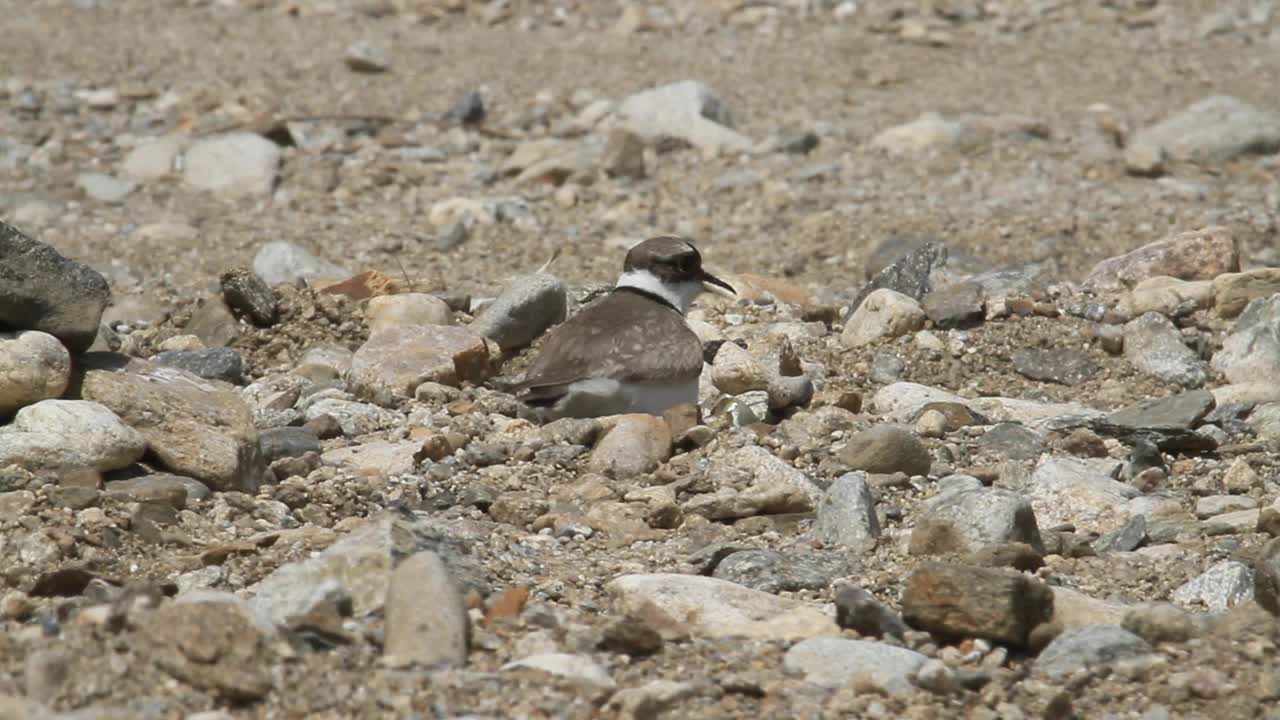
[514,236,734,419]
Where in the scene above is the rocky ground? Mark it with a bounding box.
[3,0,1280,718]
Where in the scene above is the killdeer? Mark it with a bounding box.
[514,236,734,419]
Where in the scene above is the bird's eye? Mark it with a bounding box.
[676,255,696,273]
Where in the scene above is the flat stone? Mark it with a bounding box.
[349,325,492,403]
[1195,495,1259,519]
[247,512,489,625]
[252,241,348,287]
[322,440,418,476]
[503,653,616,691]
[811,472,881,552]
[871,382,967,422]
[921,282,985,328]
[1212,294,1280,385]
[1107,389,1215,431]
[587,414,672,480]
[78,354,265,492]
[1012,348,1100,386]
[693,445,823,519]
[1127,95,1280,164]
[257,427,321,464]
[911,486,1043,556]
[606,573,836,641]
[0,222,112,353]
[710,549,835,594]
[470,273,567,352]
[1083,226,1238,292]
[838,425,932,476]
[0,399,145,472]
[1034,625,1153,679]
[1171,560,1254,612]
[1123,312,1207,388]
[366,293,452,336]
[182,132,280,198]
[1028,457,1137,535]
[0,330,70,416]
[977,423,1047,461]
[382,551,469,668]
[840,288,927,347]
[783,638,926,696]
[1213,269,1280,318]
[104,475,197,508]
[901,562,1053,647]
[303,398,400,437]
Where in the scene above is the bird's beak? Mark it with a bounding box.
[700,269,736,295]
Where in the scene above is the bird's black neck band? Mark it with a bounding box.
[613,286,681,313]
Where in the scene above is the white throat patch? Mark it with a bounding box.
[615,269,704,314]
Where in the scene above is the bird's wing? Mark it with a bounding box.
[514,292,703,402]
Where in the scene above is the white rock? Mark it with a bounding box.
[503,653,616,690]
[252,241,349,287]
[0,330,70,416]
[841,289,926,348]
[122,135,186,181]
[1028,457,1138,534]
[183,132,280,197]
[615,80,753,155]
[1170,560,1255,612]
[783,638,927,696]
[0,400,146,472]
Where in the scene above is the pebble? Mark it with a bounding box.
[343,41,391,73]
[605,573,836,640]
[0,222,112,353]
[469,273,567,352]
[921,282,985,328]
[840,288,926,347]
[0,399,145,472]
[811,472,881,552]
[383,551,469,667]
[0,330,70,416]
[1122,312,1207,388]
[838,425,932,476]
[182,132,281,198]
[151,347,244,384]
[587,414,671,480]
[252,241,349,287]
[366,293,453,335]
[75,172,135,204]
[783,638,926,696]
[503,653,616,691]
[901,562,1053,647]
[121,135,185,181]
[614,80,753,155]
[1034,625,1153,679]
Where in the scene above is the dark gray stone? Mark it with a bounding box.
[1093,514,1147,553]
[151,347,244,384]
[1012,349,1100,387]
[470,273,567,352]
[1035,625,1152,679]
[221,269,278,327]
[711,549,836,594]
[1108,390,1216,431]
[442,90,485,125]
[978,423,1046,461]
[257,427,322,464]
[0,221,111,353]
[852,240,948,313]
[834,585,908,639]
[812,472,881,552]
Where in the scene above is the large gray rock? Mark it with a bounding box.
[783,638,926,696]
[1171,560,1255,612]
[911,485,1043,555]
[0,222,111,353]
[1127,95,1280,164]
[0,330,70,416]
[252,241,349,287]
[1035,625,1153,679]
[78,354,266,492]
[470,273,567,352]
[1212,294,1280,385]
[182,132,280,197]
[1123,312,1207,388]
[615,80,753,155]
[247,512,490,625]
[812,472,881,552]
[605,573,836,641]
[0,399,145,472]
[1028,457,1137,535]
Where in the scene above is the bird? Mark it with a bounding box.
[512,236,734,419]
